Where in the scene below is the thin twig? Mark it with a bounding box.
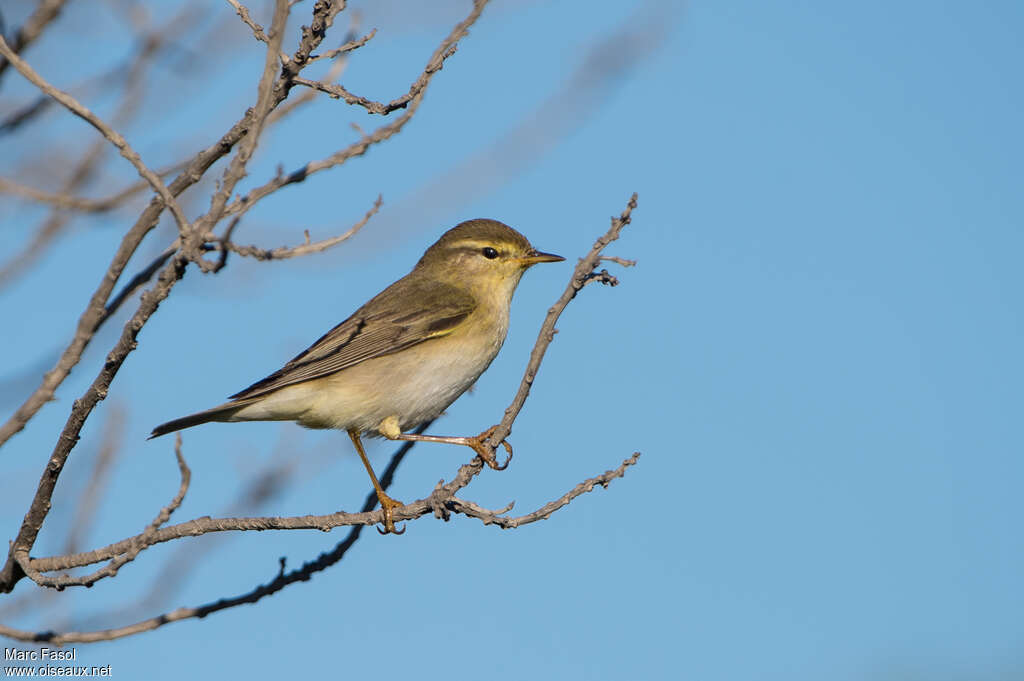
[184,0,289,271]
[0,18,187,289]
[293,34,457,115]
[0,0,68,84]
[0,161,189,213]
[265,14,359,124]
[0,0,491,601]
[483,193,639,454]
[212,194,380,261]
[225,0,489,213]
[225,0,270,43]
[600,255,637,267]
[0,427,427,644]
[0,0,351,594]
[1,191,641,641]
[17,196,640,579]
[15,440,190,590]
[62,407,125,556]
[99,246,177,324]
[0,35,190,237]
[448,453,640,528]
[310,28,376,61]
[0,0,367,584]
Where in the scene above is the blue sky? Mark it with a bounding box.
[1,1,1022,679]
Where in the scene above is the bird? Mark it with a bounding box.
[150,219,564,533]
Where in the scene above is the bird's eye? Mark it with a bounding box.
[481,247,499,259]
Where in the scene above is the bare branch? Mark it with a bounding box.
[0,9,195,290]
[16,196,640,582]
[0,35,190,236]
[482,193,639,454]
[0,110,252,452]
[0,0,369,451]
[225,0,271,44]
[310,27,376,62]
[0,249,188,592]
[15,438,191,590]
[0,96,51,136]
[62,407,125,556]
[27,463,472,576]
[1,442,636,643]
[447,453,641,528]
[0,1,486,597]
[0,188,641,641]
[0,428,426,644]
[211,194,381,261]
[600,255,637,268]
[265,18,359,124]
[0,3,639,646]
[226,0,489,212]
[0,0,68,84]
[292,33,459,115]
[183,0,290,273]
[0,161,189,214]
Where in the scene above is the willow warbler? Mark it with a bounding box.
[150,219,563,532]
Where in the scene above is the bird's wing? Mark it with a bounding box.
[228,278,476,401]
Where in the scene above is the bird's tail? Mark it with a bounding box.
[149,401,249,439]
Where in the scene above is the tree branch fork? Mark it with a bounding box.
[0,0,489,592]
[0,0,642,646]
[0,192,641,644]
[21,449,641,588]
[12,193,641,593]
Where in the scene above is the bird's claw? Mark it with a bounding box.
[470,426,513,471]
[375,492,406,535]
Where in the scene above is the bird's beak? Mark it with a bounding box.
[519,249,565,266]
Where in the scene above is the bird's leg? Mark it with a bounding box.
[378,417,513,470]
[347,428,405,535]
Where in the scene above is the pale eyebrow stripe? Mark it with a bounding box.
[448,239,517,251]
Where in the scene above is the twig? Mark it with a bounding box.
[225,0,489,212]
[292,33,459,115]
[0,0,492,603]
[15,439,190,590]
[1,443,636,643]
[62,407,125,556]
[0,161,189,214]
[0,0,353,594]
[0,82,250,455]
[0,0,67,84]
[225,0,270,44]
[0,96,50,136]
[1,191,642,641]
[16,197,640,580]
[483,193,639,454]
[184,0,289,272]
[0,428,426,644]
[0,0,396,586]
[0,35,191,237]
[264,11,361,125]
[211,194,380,261]
[600,255,637,267]
[0,19,186,289]
[0,0,358,593]
[99,246,178,324]
[310,28,376,61]
[448,453,640,528]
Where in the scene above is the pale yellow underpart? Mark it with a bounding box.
[226,268,522,436]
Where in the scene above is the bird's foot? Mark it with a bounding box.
[468,426,513,471]
[375,491,406,535]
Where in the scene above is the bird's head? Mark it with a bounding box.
[415,219,564,299]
